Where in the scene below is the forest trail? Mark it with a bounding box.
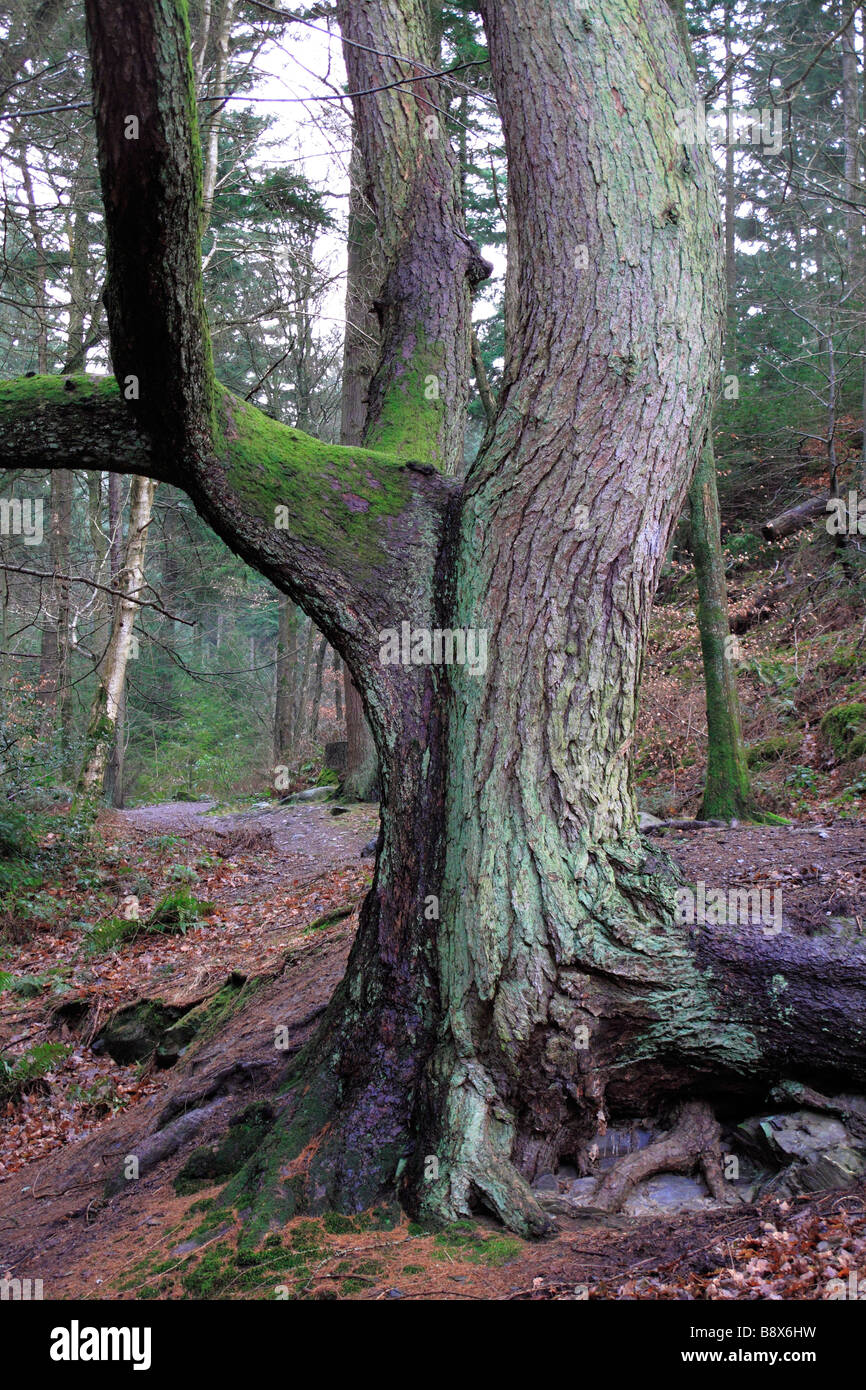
[1,807,865,1300]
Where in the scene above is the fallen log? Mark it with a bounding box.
[762,495,828,541]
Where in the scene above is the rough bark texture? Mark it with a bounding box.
[2,0,865,1241]
[339,139,380,800]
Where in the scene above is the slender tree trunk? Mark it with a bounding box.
[333,648,343,724]
[76,475,156,799]
[273,596,298,765]
[688,440,759,821]
[306,633,328,746]
[292,614,315,751]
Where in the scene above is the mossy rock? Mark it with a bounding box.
[746,732,800,766]
[820,703,866,762]
[93,999,190,1064]
[155,972,250,1066]
[175,1102,275,1193]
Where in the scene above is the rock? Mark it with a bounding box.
[737,1107,866,1198]
[638,812,664,829]
[568,1177,600,1202]
[531,1172,559,1192]
[361,837,378,858]
[622,1173,714,1216]
[741,1109,849,1164]
[293,786,333,802]
[93,999,189,1064]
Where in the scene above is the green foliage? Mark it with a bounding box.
[0,970,48,997]
[0,1042,70,1103]
[84,889,212,954]
[785,764,819,793]
[146,887,212,932]
[747,733,800,766]
[0,806,34,859]
[820,703,866,762]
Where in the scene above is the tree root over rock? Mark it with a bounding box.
[592,1101,731,1214]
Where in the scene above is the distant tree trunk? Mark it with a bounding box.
[104,471,125,804]
[38,472,74,765]
[76,475,156,800]
[292,613,315,751]
[722,2,737,378]
[104,686,126,807]
[306,633,328,746]
[273,596,298,765]
[688,441,760,821]
[333,648,343,724]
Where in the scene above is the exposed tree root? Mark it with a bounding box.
[592,1101,731,1213]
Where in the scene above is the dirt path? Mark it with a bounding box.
[0,811,864,1300]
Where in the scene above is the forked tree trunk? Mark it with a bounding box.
[3,0,866,1239]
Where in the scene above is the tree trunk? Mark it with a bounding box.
[76,475,156,799]
[4,0,866,1241]
[306,633,328,747]
[333,648,343,724]
[688,440,760,821]
[273,596,298,766]
[343,664,377,801]
[338,136,380,799]
[292,614,315,751]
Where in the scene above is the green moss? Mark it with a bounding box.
[175,1103,275,1194]
[305,904,355,933]
[746,732,800,766]
[821,703,866,761]
[431,1221,523,1266]
[0,373,120,414]
[157,971,255,1064]
[322,1212,357,1234]
[363,333,447,466]
[216,385,411,568]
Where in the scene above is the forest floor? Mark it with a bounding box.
[1,793,865,1300]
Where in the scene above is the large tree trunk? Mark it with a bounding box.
[3,0,866,1240]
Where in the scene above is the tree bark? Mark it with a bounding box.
[338,137,379,799]
[2,0,865,1241]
